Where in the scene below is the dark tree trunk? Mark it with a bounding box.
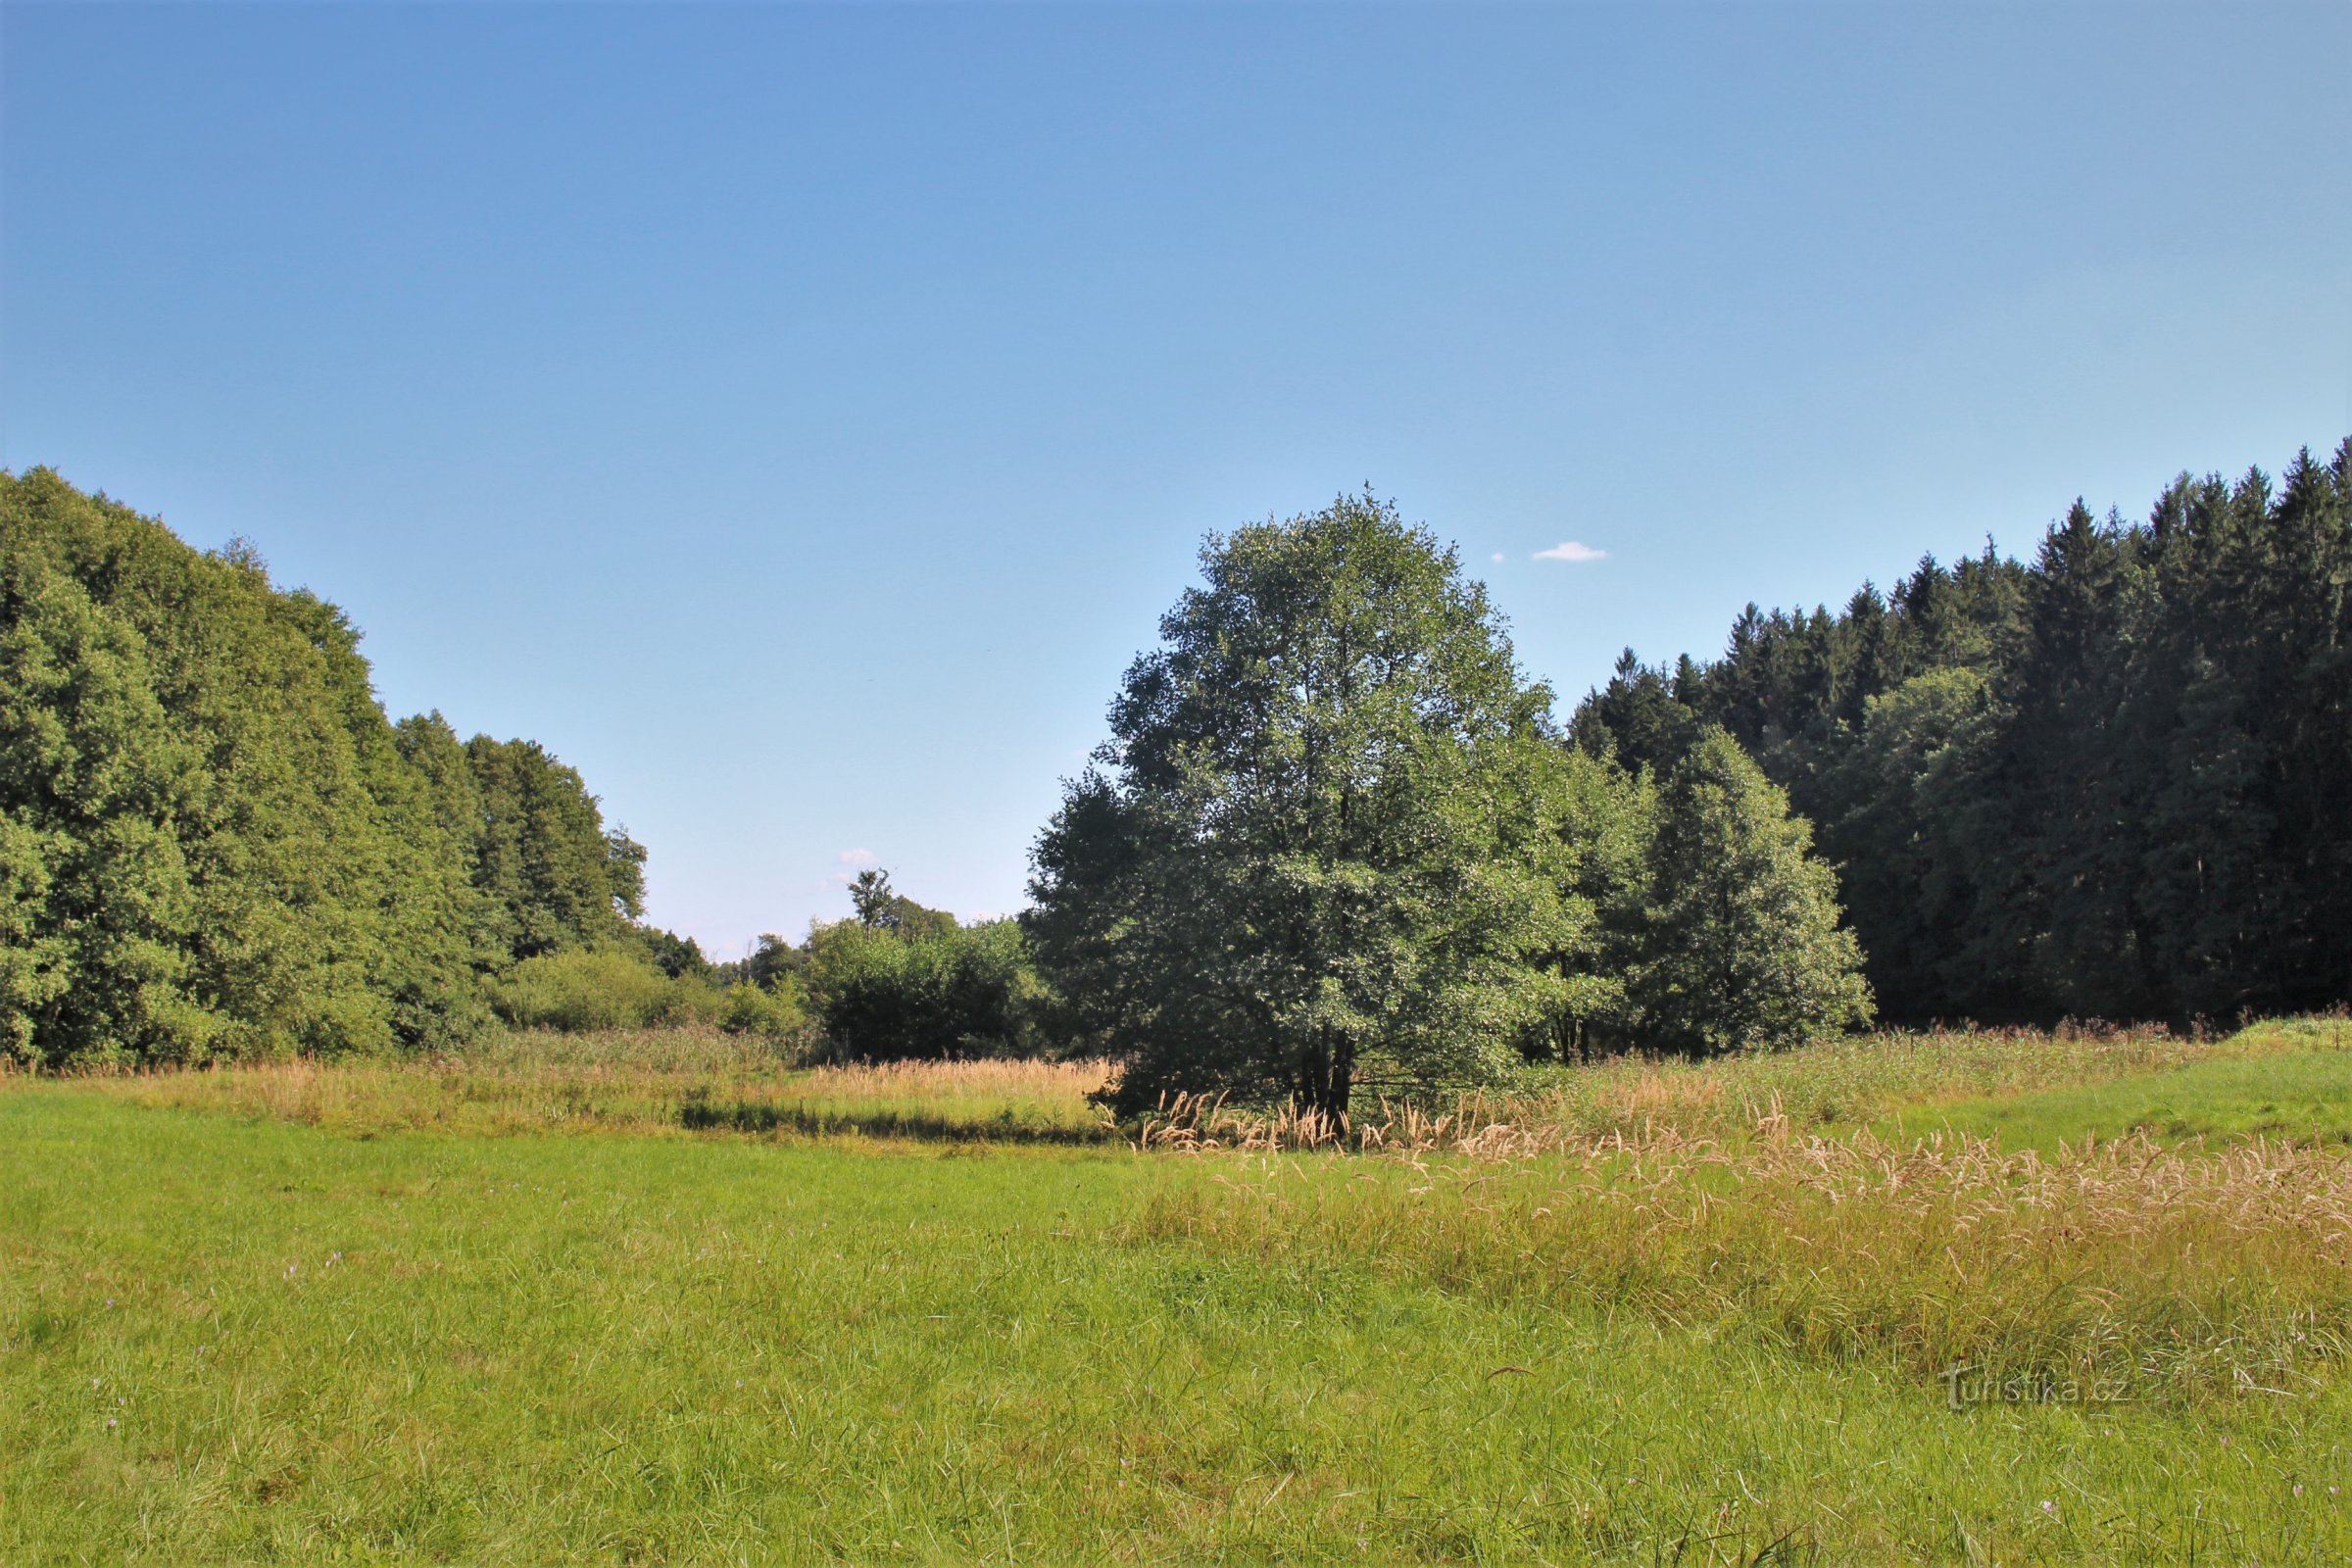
[1298,1031,1354,1126]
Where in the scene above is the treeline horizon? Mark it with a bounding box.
[6,440,2346,1074]
[1575,437,2351,1029]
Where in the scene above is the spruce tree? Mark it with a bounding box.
[1630,729,1872,1054]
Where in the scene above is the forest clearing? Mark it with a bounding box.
[9,7,2350,1557]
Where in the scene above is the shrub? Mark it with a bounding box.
[487,950,682,1033]
[717,978,810,1045]
[804,917,1047,1061]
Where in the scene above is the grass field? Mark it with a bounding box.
[4,1021,2349,1562]
[63,1035,1120,1145]
[1884,1025,2352,1152]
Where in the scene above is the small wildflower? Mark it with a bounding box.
[2295,1485,2305,1497]
[105,1417,117,1430]
[2039,1500,2054,1513]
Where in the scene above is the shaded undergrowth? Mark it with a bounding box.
[678,1087,1116,1144]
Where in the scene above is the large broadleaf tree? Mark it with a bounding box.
[1027,492,1591,1118]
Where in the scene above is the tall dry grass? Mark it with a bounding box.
[1127,1016,2338,1152]
[24,1015,2341,1158]
[1125,1021,2352,1403]
[63,1031,1117,1142]
[682,1055,1117,1140]
[1131,1105,2352,1402]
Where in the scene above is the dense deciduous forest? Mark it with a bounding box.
[0,469,1054,1068]
[0,469,654,1063]
[7,442,2347,1081]
[1572,440,2352,1028]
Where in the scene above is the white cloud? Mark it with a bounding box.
[836,848,878,866]
[1490,551,1505,563]
[1533,541,1607,563]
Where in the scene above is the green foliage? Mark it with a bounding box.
[1029,492,1590,1116]
[0,469,659,1064]
[1629,730,1874,1053]
[633,924,712,981]
[483,952,796,1041]
[847,867,958,939]
[1824,666,2005,1018]
[1517,743,1656,1057]
[716,977,809,1044]
[464,735,644,961]
[0,469,491,1063]
[717,932,808,993]
[486,950,686,1033]
[804,905,1045,1061]
[1576,437,2352,1027]
[0,546,201,1065]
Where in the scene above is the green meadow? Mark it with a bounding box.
[5,1023,2350,1564]
[1883,1021,2352,1153]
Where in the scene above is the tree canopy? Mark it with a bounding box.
[1630,729,1873,1053]
[1,468,652,1065]
[1027,492,1865,1115]
[28,436,2329,1080]
[1574,439,2352,1027]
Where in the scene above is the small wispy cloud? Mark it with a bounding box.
[823,848,880,888]
[1534,541,1607,563]
[1490,551,1505,564]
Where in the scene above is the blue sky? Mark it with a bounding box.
[5,3,2346,954]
